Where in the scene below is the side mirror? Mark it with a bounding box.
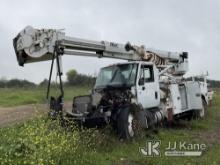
[138,78,145,86]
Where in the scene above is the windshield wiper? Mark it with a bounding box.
[109,67,119,83]
[128,64,135,81]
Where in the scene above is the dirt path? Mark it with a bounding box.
[0,104,47,127]
[0,102,72,127]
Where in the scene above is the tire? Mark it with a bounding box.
[201,99,207,118]
[117,106,138,140]
[195,99,207,119]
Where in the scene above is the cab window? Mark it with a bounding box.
[140,65,154,82]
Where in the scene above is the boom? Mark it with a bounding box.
[13,26,188,75]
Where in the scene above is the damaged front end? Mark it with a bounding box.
[65,85,134,128]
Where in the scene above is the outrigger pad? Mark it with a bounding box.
[49,95,63,119]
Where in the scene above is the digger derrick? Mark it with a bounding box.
[13,26,203,140]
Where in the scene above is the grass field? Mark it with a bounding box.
[0,86,90,107]
[0,89,220,165]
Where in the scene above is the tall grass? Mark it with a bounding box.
[0,86,90,107]
[0,118,101,165]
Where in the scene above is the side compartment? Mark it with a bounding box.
[185,81,203,110]
[169,84,182,115]
[168,81,203,115]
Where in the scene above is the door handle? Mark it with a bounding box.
[142,86,145,90]
[155,92,158,99]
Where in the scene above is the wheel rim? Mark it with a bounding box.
[199,100,206,118]
[128,114,134,137]
[199,107,205,117]
[200,101,206,118]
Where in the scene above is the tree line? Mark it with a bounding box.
[206,80,220,88]
[0,69,96,88]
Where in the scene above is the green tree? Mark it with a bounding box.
[39,79,49,87]
[66,69,78,85]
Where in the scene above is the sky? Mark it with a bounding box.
[0,0,219,83]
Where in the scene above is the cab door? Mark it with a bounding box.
[136,64,160,109]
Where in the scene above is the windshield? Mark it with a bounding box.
[95,63,138,89]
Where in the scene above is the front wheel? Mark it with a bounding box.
[117,106,141,140]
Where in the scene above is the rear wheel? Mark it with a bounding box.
[195,99,207,119]
[201,99,207,117]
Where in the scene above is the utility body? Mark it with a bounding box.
[13,26,212,139]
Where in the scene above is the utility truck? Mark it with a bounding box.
[191,74,214,106]
[13,26,210,139]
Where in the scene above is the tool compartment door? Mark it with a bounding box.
[186,81,203,110]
